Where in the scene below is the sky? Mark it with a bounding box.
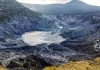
[16,0,100,6]
[16,0,70,4]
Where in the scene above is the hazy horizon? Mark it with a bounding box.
[16,0,100,6]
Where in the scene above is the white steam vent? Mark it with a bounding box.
[22,31,66,46]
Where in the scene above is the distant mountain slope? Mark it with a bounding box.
[22,0,100,14]
[0,0,40,22]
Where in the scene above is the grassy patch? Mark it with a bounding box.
[44,57,100,70]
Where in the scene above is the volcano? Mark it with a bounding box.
[22,0,100,14]
[0,0,100,70]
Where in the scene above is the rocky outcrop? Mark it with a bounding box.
[7,55,50,70]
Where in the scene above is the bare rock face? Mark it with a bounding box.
[0,0,39,22]
[7,55,50,70]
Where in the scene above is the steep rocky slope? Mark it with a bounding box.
[0,0,100,70]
